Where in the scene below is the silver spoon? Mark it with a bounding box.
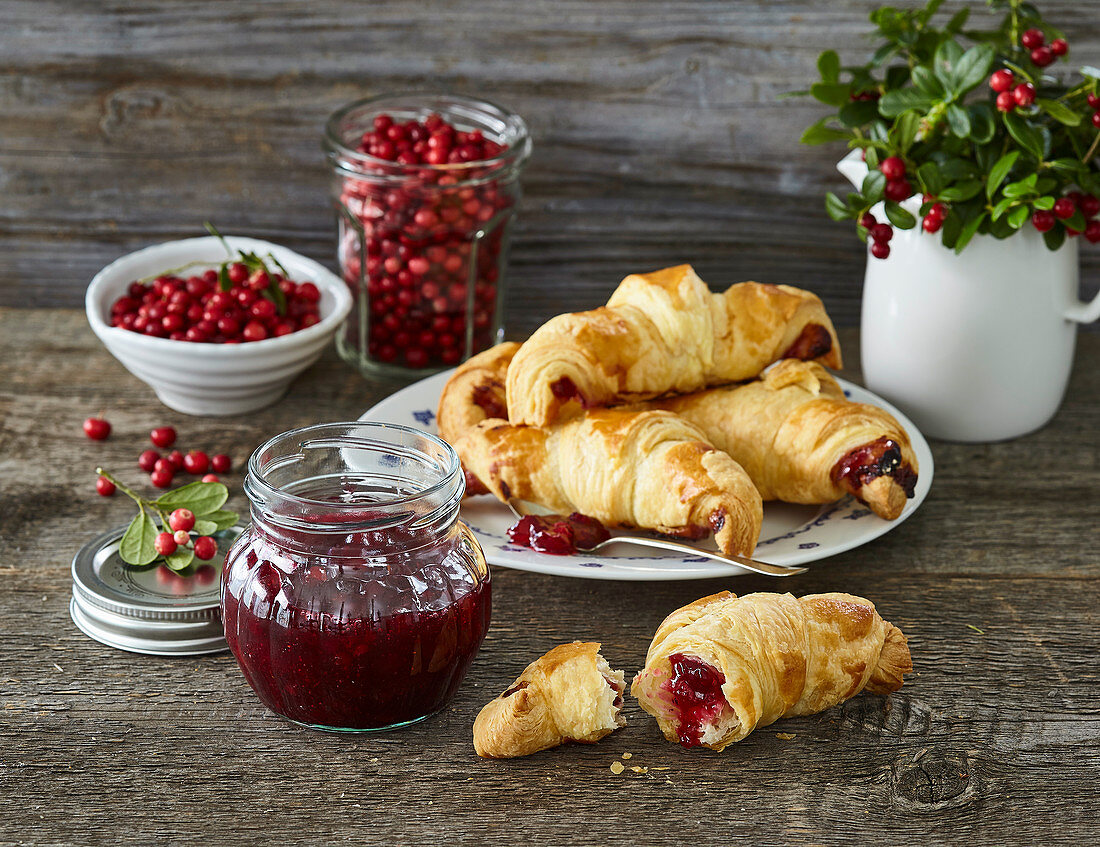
[504,500,807,578]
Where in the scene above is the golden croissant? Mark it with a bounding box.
[631,591,911,750]
[453,409,763,556]
[473,642,626,758]
[642,360,919,519]
[506,265,842,426]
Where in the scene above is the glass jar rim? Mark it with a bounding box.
[244,421,463,525]
[322,91,532,175]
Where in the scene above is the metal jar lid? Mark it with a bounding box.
[70,524,243,656]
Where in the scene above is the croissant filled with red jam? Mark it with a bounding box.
[631,591,911,750]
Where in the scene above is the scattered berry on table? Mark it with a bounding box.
[211,454,232,474]
[138,449,160,472]
[201,473,220,483]
[83,417,111,440]
[150,426,176,448]
[96,476,116,497]
[183,451,209,475]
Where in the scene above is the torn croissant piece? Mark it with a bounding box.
[437,342,522,496]
[631,591,912,751]
[506,264,842,426]
[642,360,919,519]
[453,408,763,556]
[473,642,626,758]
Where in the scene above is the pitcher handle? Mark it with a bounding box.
[1065,288,1100,323]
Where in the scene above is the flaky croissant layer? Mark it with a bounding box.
[631,591,912,750]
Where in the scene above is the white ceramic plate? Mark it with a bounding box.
[360,370,934,580]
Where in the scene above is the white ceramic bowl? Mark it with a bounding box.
[86,236,353,416]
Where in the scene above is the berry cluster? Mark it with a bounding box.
[154,508,219,561]
[1032,192,1100,242]
[989,29,1067,113]
[109,267,321,342]
[85,419,233,493]
[860,156,948,259]
[338,112,517,369]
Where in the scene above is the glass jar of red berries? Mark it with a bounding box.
[221,422,492,731]
[323,93,531,375]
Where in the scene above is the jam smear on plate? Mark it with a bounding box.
[507,512,610,555]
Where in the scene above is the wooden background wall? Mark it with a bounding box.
[3,0,1100,334]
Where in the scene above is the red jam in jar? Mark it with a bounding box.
[222,422,491,731]
[324,94,531,376]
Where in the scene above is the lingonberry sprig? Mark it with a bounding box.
[801,0,1100,256]
[96,469,238,572]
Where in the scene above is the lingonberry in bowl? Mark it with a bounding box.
[86,235,352,416]
[323,93,531,377]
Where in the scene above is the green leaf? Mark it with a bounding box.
[939,180,982,202]
[1035,98,1081,127]
[938,158,978,181]
[944,7,970,33]
[878,89,937,118]
[884,201,917,229]
[165,547,195,572]
[1033,195,1055,210]
[950,44,996,95]
[941,210,962,249]
[1064,210,1088,233]
[810,83,851,107]
[205,509,239,531]
[1002,173,1038,199]
[986,151,1020,199]
[917,162,944,197]
[967,104,995,144]
[891,111,923,153]
[954,213,987,253]
[838,100,880,128]
[120,510,158,567]
[154,481,229,516]
[261,281,288,317]
[1043,226,1067,250]
[824,192,851,222]
[218,264,232,293]
[1002,112,1043,159]
[800,119,851,145]
[911,65,945,97]
[1048,157,1085,174]
[861,170,886,204]
[1008,205,1031,229]
[991,197,1016,222]
[193,519,219,536]
[946,103,971,138]
[817,50,840,84]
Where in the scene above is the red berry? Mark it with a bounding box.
[169,508,196,532]
[1093,112,1100,129]
[922,215,943,234]
[1086,220,1100,243]
[227,263,248,285]
[242,320,268,342]
[884,179,912,202]
[248,270,271,292]
[927,202,947,221]
[154,532,177,556]
[173,529,191,546]
[989,69,1015,93]
[193,536,218,561]
[1081,196,1100,218]
[1021,28,1045,50]
[880,156,906,181]
[96,476,115,497]
[1089,94,1100,109]
[150,426,176,448]
[1050,38,1068,57]
[165,450,185,471]
[871,223,893,243]
[211,454,232,473]
[154,457,175,476]
[1032,210,1056,232]
[83,417,111,440]
[183,451,209,475]
[859,212,876,230]
[1013,83,1036,107]
[201,473,220,483]
[151,468,174,488]
[1053,197,1076,220]
[870,241,891,260]
[1031,46,1054,68]
[996,91,1016,112]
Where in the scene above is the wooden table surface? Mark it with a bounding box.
[2,309,1098,846]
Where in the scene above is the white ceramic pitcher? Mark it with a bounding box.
[838,150,1100,442]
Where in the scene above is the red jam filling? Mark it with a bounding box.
[471,383,507,420]
[221,509,491,730]
[506,512,610,555]
[831,437,917,498]
[781,323,834,361]
[550,376,585,405]
[664,652,728,747]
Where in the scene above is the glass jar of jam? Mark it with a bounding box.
[221,422,491,732]
[323,93,531,376]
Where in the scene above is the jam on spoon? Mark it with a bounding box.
[507,512,611,555]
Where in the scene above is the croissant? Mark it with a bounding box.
[631,591,912,751]
[642,360,919,519]
[473,642,626,758]
[437,341,520,445]
[506,265,842,426]
[453,409,763,556]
